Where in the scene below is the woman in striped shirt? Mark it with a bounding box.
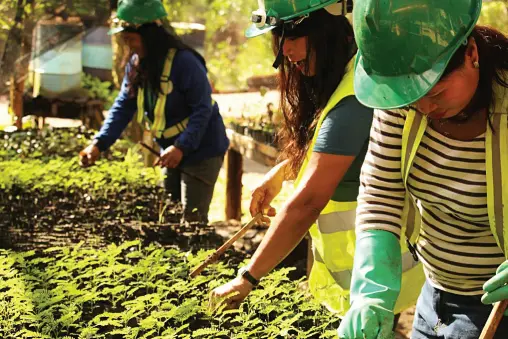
[338,0,508,338]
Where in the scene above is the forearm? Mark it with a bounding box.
[94,113,133,151]
[351,230,402,308]
[281,159,297,181]
[266,159,290,182]
[174,109,212,153]
[267,159,295,181]
[246,193,324,279]
[94,62,136,151]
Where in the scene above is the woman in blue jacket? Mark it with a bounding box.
[79,0,229,224]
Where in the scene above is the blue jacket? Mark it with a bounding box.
[94,49,229,166]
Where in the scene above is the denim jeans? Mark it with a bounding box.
[412,280,508,339]
[162,155,223,224]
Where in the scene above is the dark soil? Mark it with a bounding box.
[0,183,308,279]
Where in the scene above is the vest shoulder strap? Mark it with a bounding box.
[487,85,508,258]
[399,108,427,243]
[295,56,356,186]
[160,49,177,95]
[400,109,427,184]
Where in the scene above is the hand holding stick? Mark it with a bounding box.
[139,142,213,186]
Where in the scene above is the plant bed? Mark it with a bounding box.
[0,129,322,338]
[0,241,341,339]
[0,157,221,252]
[229,120,278,148]
[0,127,132,162]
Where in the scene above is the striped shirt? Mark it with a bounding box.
[357,109,505,295]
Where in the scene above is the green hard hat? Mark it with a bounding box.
[246,0,344,38]
[109,0,168,35]
[353,0,482,109]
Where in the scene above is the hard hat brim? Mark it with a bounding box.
[245,0,342,39]
[108,26,125,35]
[245,23,276,38]
[354,50,452,110]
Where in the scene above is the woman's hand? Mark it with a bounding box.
[338,301,395,339]
[79,144,100,167]
[482,260,508,315]
[209,277,254,311]
[156,145,183,168]
[249,165,285,225]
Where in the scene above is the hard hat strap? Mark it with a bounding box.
[272,24,286,69]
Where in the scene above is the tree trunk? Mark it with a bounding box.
[7,0,33,129]
[110,10,128,89]
[0,0,25,95]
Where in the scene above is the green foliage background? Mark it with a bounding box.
[1,0,507,91]
[164,0,508,90]
[0,0,275,92]
[478,1,508,34]
[161,0,274,91]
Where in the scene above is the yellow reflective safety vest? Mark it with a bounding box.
[400,84,508,259]
[295,57,424,316]
[136,49,190,139]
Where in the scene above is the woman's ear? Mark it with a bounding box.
[465,36,479,68]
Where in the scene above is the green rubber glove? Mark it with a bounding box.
[337,230,402,339]
[482,260,508,316]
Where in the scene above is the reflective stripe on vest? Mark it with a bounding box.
[294,55,424,316]
[312,236,420,291]
[400,85,508,258]
[487,86,508,257]
[311,206,424,315]
[400,110,426,244]
[136,49,217,139]
[137,49,177,138]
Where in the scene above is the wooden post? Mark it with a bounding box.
[225,148,243,221]
[6,0,33,130]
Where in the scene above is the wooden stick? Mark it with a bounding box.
[479,299,508,339]
[139,141,163,157]
[139,142,213,186]
[189,213,263,278]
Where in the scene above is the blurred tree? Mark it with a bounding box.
[203,0,274,91]
[478,0,508,34]
[2,0,505,96]
[158,0,274,91]
[0,0,111,95]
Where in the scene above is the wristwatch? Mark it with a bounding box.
[238,267,259,286]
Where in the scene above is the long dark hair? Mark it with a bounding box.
[273,9,355,176]
[125,23,205,97]
[443,25,508,120]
